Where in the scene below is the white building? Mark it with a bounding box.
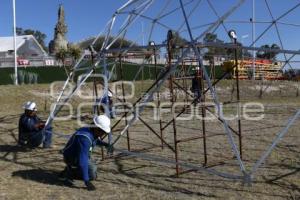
[0,35,55,67]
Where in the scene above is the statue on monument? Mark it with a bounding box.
[49,4,68,55]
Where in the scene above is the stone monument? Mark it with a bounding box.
[49,4,68,55]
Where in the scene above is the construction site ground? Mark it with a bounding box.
[0,80,299,200]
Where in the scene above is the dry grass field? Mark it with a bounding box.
[0,80,299,200]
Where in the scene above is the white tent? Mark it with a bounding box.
[0,35,51,67]
[0,35,47,57]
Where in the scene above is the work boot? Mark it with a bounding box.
[59,166,75,187]
[63,178,74,187]
[59,166,75,180]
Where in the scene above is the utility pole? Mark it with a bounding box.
[228,29,243,159]
[13,0,18,85]
[252,0,256,80]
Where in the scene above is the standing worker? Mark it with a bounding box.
[191,67,202,103]
[61,115,113,191]
[100,90,115,118]
[18,101,52,148]
[100,90,115,147]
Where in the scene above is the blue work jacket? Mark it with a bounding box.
[63,127,106,182]
[19,113,41,139]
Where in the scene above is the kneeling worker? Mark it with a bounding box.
[61,115,112,191]
[18,101,52,148]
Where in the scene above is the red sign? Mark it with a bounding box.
[17,59,30,66]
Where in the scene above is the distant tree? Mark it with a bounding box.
[204,32,218,43]
[55,48,69,77]
[68,44,82,63]
[269,43,280,60]
[16,27,47,52]
[16,27,23,35]
[204,33,226,62]
[172,31,188,47]
[78,37,97,50]
[111,37,134,49]
[55,48,68,65]
[162,31,188,58]
[203,32,252,61]
[78,36,136,52]
[256,43,280,60]
[226,41,243,59]
[23,29,35,35]
[56,45,82,81]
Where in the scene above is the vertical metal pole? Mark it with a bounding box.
[12,0,18,85]
[119,55,131,151]
[100,141,105,160]
[252,0,256,80]
[171,63,179,177]
[93,75,99,115]
[199,67,207,166]
[182,48,188,104]
[209,60,213,80]
[234,38,243,159]
[167,31,179,176]
[91,48,104,160]
[195,51,208,166]
[152,45,164,149]
[213,59,216,87]
[91,50,100,116]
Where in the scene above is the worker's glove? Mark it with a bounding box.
[85,181,96,191]
[38,122,45,129]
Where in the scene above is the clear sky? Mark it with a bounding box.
[0,0,128,43]
[1,0,300,58]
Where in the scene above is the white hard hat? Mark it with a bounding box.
[101,90,113,98]
[23,101,37,111]
[107,91,113,97]
[93,115,111,133]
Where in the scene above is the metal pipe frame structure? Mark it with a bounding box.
[110,43,244,172]
[46,0,300,184]
[118,55,131,151]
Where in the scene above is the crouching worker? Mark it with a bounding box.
[18,101,52,148]
[61,115,113,191]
